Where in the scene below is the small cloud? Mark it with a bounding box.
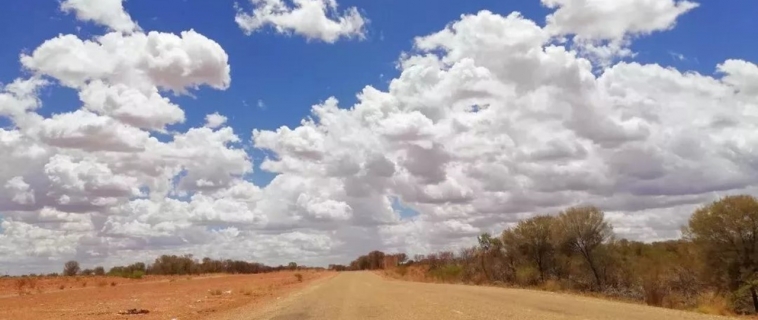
[669,51,687,62]
[204,112,227,128]
[235,0,367,43]
[257,99,266,110]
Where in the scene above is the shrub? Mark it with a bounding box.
[59,284,65,290]
[642,284,667,307]
[515,266,539,286]
[428,265,463,282]
[97,280,108,287]
[130,270,144,279]
[294,273,303,282]
[209,289,222,296]
[15,278,35,296]
[696,292,731,316]
[110,282,117,287]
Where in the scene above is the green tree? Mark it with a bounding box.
[503,215,556,282]
[686,195,758,313]
[93,266,105,276]
[555,206,613,290]
[478,233,493,281]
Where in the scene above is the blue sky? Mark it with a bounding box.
[2,0,758,272]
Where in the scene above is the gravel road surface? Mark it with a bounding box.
[233,272,731,320]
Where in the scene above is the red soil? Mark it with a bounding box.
[0,271,331,320]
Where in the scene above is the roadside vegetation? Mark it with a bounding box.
[337,195,758,316]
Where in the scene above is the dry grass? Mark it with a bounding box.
[694,292,732,316]
[382,265,433,283]
[240,288,253,296]
[209,289,223,296]
[96,280,108,288]
[539,279,562,292]
[294,273,303,282]
[14,277,38,296]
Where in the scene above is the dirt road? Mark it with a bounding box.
[234,271,731,320]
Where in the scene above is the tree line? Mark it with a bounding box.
[61,254,306,279]
[342,195,758,315]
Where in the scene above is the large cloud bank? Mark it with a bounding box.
[2,0,757,274]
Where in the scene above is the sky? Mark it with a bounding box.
[1,0,757,275]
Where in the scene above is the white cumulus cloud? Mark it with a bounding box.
[235,0,367,43]
[542,0,698,65]
[60,0,140,33]
[205,112,228,128]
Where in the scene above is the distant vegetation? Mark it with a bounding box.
[0,256,316,283]
[341,195,758,315]
[57,255,313,279]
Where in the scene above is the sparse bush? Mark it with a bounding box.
[97,280,108,287]
[209,289,222,296]
[58,284,65,290]
[696,292,731,316]
[14,278,35,296]
[63,261,80,276]
[515,266,539,286]
[294,273,303,282]
[240,289,253,296]
[428,265,462,282]
[81,281,87,287]
[110,282,117,287]
[641,272,668,307]
[93,266,105,276]
[130,270,144,279]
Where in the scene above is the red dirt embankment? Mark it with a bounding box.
[0,271,332,320]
